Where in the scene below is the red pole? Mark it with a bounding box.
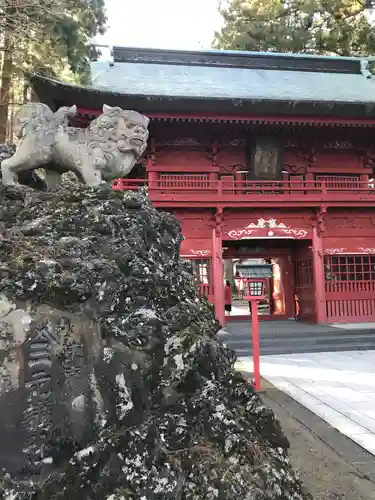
[211,228,218,314]
[251,300,261,391]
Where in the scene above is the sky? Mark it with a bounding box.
[95,0,224,51]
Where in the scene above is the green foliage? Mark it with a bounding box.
[2,0,107,83]
[46,0,107,83]
[0,0,106,141]
[214,0,375,56]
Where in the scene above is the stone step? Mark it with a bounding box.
[224,333,375,346]
[221,320,375,355]
[220,327,375,340]
[232,341,375,356]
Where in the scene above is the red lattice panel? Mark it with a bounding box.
[325,255,375,322]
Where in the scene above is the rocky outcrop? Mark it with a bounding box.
[0,181,311,499]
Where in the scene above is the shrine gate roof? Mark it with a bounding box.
[28,46,375,119]
[90,47,375,105]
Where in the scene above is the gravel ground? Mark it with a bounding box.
[263,389,375,500]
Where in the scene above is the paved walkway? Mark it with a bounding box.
[236,350,375,456]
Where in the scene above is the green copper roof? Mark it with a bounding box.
[87,47,375,106]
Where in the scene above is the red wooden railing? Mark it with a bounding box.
[315,175,360,190]
[112,178,375,198]
[160,174,210,188]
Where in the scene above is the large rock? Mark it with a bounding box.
[0,181,312,499]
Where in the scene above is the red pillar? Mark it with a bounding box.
[212,226,225,327]
[312,226,326,324]
[148,171,157,191]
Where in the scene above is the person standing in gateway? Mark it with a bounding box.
[224,280,233,316]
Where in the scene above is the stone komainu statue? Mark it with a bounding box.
[1,103,150,188]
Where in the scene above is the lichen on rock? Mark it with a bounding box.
[0,180,312,499]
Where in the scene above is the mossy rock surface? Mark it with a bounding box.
[0,182,312,499]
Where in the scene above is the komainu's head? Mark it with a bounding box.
[96,104,149,157]
[89,104,150,178]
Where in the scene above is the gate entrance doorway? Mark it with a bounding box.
[223,257,289,319]
[223,238,315,321]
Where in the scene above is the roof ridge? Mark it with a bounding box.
[111,46,363,75]
[111,45,364,62]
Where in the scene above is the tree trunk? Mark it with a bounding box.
[0,28,13,143]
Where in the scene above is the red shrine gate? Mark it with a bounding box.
[29,45,375,325]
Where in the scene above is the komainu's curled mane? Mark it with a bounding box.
[1,103,150,189]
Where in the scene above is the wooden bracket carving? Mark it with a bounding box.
[215,209,224,236]
[316,206,327,237]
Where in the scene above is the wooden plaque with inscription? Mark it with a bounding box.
[249,136,284,180]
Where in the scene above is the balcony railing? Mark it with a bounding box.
[112,178,375,204]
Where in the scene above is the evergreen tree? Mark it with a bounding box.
[0,0,107,142]
[214,0,375,56]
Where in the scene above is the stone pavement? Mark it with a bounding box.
[264,383,375,497]
[236,350,375,457]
